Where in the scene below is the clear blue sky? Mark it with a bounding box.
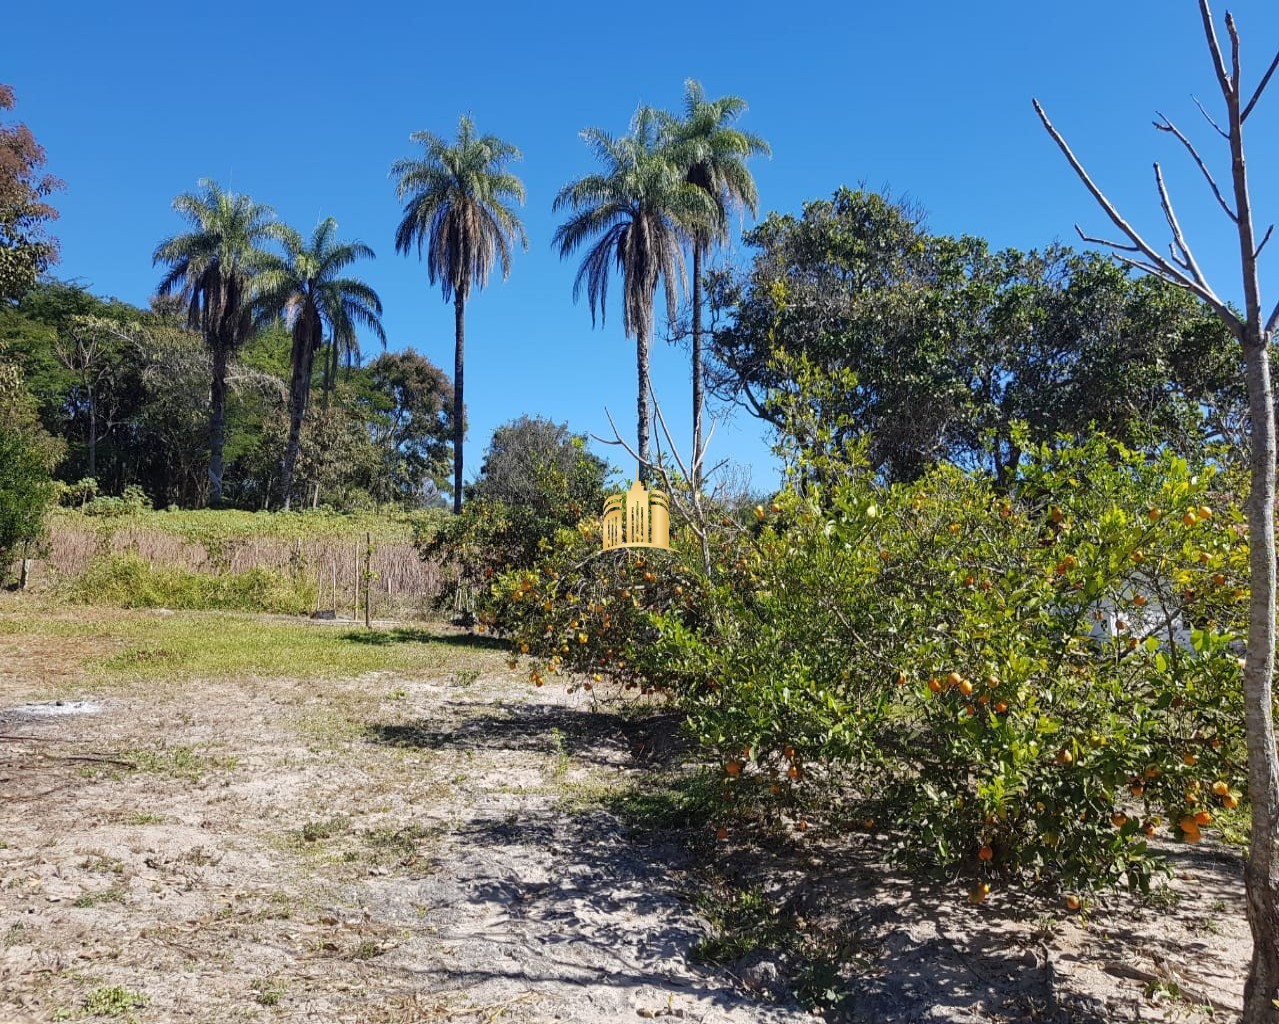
[7,0,1279,493]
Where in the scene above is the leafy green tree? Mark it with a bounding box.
[391,116,527,513]
[419,416,608,622]
[153,179,283,505]
[0,360,60,574]
[468,415,608,521]
[365,349,453,506]
[708,188,1239,482]
[0,85,62,302]
[554,106,717,482]
[255,217,384,508]
[664,81,768,485]
[0,281,143,450]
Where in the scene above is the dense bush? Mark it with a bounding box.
[419,417,608,619]
[484,434,1248,897]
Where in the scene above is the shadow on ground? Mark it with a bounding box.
[367,697,690,773]
[369,686,1231,1023]
[366,699,631,768]
[341,627,509,652]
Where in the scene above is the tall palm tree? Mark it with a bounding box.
[255,217,386,508]
[153,179,282,505]
[553,106,716,482]
[665,81,769,487]
[391,115,527,514]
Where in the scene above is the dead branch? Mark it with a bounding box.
[42,753,137,769]
[1153,112,1237,221]
[1257,224,1275,261]
[1192,94,1230,138]
[1201,1,1234,96]
[1153,162,1210,286]
[1227,12,1244,97]
[1244,47,1279,121]
[1033,98,1238,330]
[1075,226,1141,253]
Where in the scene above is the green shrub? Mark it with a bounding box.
[487,435,1248,898]
[81,484,153,517]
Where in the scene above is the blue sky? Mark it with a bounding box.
[8,0,1279,493]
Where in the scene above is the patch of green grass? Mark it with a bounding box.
[122,812,166,826]
[81,984,147,1019]
[75,745,234,783]
[79,854,126,875]
[1139,882,1183,911]
[72,885,127,908]
[289,815,351,847]
[250,977,285,1007]
[607,770,724,832]
[131,745,233,781]
[361,823,440,869]
[351,938,382,960]
[689,884,779,964]
[0,599,500,689]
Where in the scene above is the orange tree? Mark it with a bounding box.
[482,415,1247,898]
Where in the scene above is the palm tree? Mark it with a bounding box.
[553,106,717,482]
[255,218,385,508]
[665,81,769,487]
[153,179,282,505]
[391,115,527,514]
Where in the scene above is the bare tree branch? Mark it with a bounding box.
[1112,252,1196,283]
[1034,98,1239,330]
[1227,12,1243,93]
[1192,94,1230,138]
[1267,301,1279,339]
[1199,0,1236,97]
[1154,161,1211,288]
[1075,225,1141,253]
[1243,47,1279,121]
[1257,224,1275,261]
[1153,112,1238,221]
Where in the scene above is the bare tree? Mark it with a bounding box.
[1034,4,1279,1017]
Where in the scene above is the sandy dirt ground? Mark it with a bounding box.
[0,617,1253,1023]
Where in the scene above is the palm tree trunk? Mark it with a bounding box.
[691,242,704,492]
[637,312,651,485]
[453,293,465,514]
[208,343,229,507]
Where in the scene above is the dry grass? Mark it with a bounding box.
[30,509,445,618]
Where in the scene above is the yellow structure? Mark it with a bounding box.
[602,479,670,550]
